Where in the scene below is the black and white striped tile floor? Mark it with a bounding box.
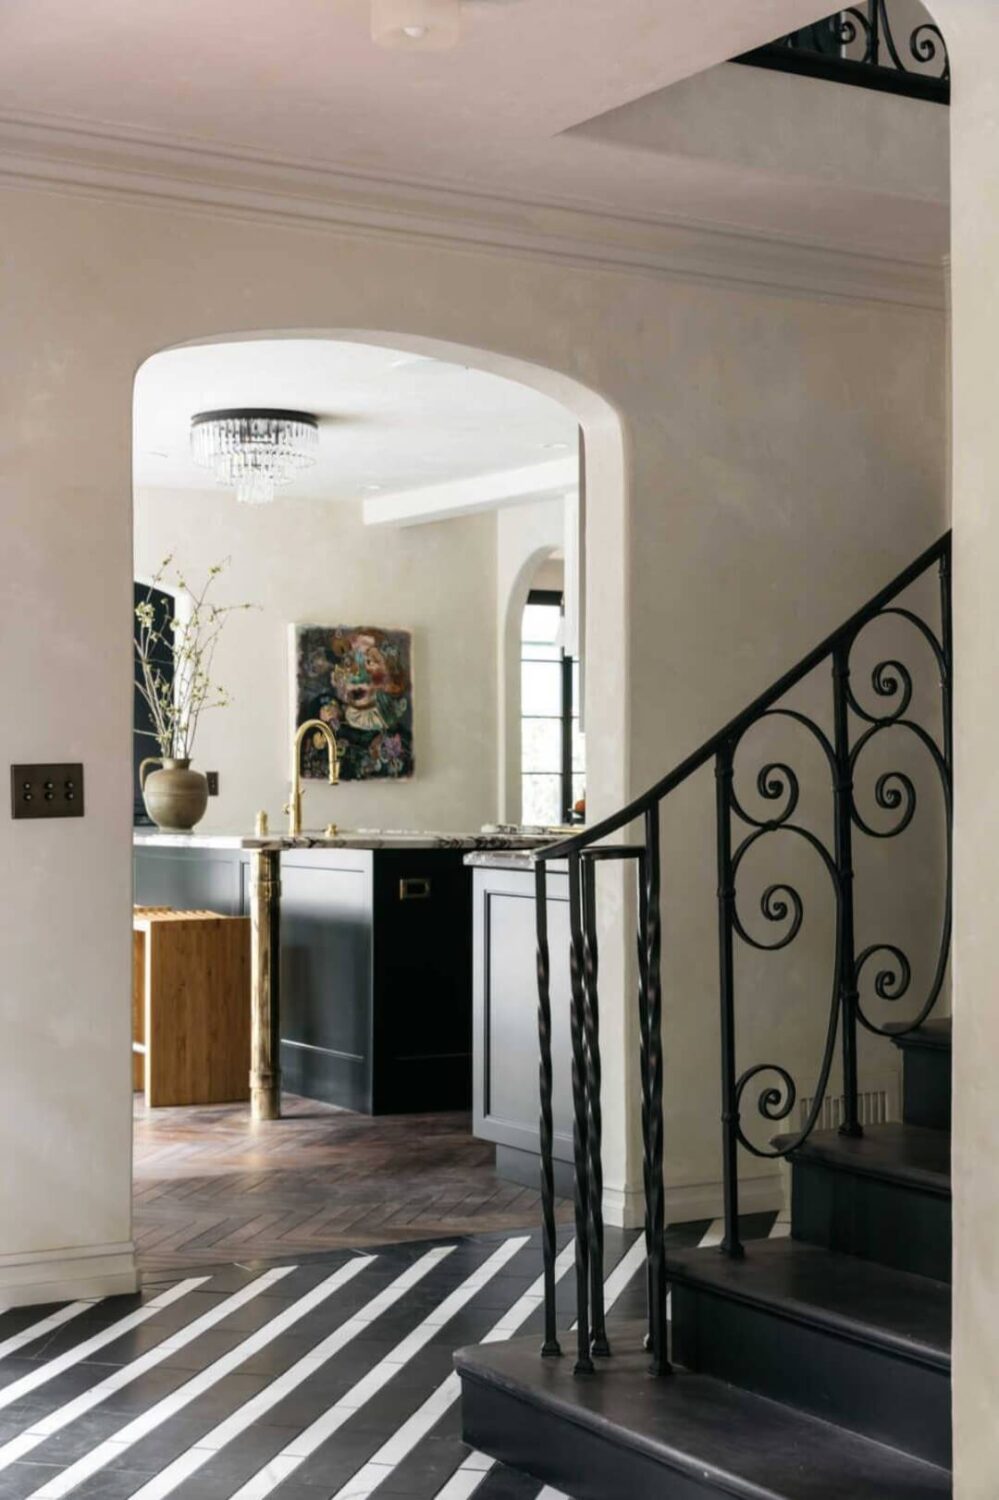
[0,1213,783,1500]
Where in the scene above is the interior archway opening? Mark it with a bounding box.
[129,328,621,1274]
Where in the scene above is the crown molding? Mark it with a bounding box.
[0,111,947,313]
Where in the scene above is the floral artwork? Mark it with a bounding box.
[293,625,414,781]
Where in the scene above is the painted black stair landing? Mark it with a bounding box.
[457,1330,950,1500]
[669,1239,951,1466]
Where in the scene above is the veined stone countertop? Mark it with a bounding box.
[133,828,557,853]
[463,848,544,870]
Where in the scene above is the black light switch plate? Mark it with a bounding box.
[206,771,220,797]
[11,764,84,819]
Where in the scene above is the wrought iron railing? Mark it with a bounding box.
[736,4,950,105]
[533,532,952,1374]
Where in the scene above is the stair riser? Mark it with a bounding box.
[902,1046,952,1132]
[671,1284,951,1469]
[792,1160,951,1282]
[460,1375,716,1500]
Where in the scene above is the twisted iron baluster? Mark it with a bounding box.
[567,852,593,1374]
[714,741,744,1259]
[643,807,670,1375]
[534,860,561,1358]
[580,856,609,1356]
[832,638,863,1138]
[636,851,655,1353]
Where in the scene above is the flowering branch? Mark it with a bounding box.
[134,556,255,760]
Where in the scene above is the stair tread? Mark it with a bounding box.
[457,1329,951,1499]
[668,1238,949,1369]
[774,1122,951,1194]
[889,1017,952,1051]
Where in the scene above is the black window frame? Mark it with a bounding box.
[521,587,581,826]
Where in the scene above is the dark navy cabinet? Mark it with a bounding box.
[134,843,473,1115]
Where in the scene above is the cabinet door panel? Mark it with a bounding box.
[475,873,573,1159]
[281,861,371,1061]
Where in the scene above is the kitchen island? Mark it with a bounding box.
[466,849,576,1195]
[134,829,547,1120]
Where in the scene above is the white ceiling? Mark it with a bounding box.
[2,0,935,260]
[133,338,578,500]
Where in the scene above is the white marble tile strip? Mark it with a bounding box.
[434,1235,644,1500]
[0,1276,208,1422]
[698,1219,726,1249]
[0,1301,93,1362]
[23,1260,369,1499]
[227,1236,530,1500]
[122,1246,457,1500]
[335,1241,579,1500]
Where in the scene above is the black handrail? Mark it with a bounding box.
[533,530,952,1378]
[537,532,949,862]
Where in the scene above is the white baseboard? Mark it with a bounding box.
[603,1173,783,1230]
[0,1241,139,1310]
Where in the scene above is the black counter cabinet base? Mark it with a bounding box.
[134,844,473,1115]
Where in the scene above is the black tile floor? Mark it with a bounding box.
[0,1214,781,1500]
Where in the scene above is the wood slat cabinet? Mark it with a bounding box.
[132,908,251,1106]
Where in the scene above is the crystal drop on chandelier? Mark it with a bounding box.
[190,409,319,505]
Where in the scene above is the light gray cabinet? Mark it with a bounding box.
[471,862,575,1193]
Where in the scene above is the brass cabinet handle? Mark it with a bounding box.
[399,877,432,901]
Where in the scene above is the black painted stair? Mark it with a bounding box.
[456,1020,954,1494]
[669,1238,950,1465]
[890,1017,952,1132]
[776,1121,951,1281]
[457,1330,951,1500]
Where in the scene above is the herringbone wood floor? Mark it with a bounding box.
[133,1094,572,1273]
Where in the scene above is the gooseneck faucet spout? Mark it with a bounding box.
[287,719,340,836]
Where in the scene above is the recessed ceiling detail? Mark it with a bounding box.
[134,339,577,501]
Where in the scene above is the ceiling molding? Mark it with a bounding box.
[0,111,947,313]
[363,457,578,527]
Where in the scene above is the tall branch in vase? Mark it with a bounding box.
[134,556,255,760]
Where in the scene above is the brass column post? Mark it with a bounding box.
[250,847,282,1121]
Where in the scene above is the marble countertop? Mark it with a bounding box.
[134,828,560,853]
[463,848,543,870]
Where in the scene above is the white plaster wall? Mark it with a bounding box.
[0,177,945,1300]
[134,485,498,834]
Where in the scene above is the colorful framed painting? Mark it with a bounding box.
[292,625,414,781]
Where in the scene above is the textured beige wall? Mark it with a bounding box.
[934,1,999,1492]
[134,485,498,835]
[0,177,944,1297]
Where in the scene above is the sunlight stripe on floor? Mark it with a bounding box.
[0,1301,93,1363]
[225,1236,529,1500]
[123,1246,458,1500]
[22,1259,372,1499]
[0,1276,207,1424]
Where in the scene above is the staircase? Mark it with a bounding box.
[455,536,953,1498]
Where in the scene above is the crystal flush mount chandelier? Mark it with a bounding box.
[190,409,319,506]
[371,0,461,50]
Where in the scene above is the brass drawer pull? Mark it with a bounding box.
[399,877,432,901]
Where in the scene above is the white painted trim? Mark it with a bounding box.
[363,458,578,528]
[603,1172,783,1229]
[0,1242,139,1310]
[0,114,946,312]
